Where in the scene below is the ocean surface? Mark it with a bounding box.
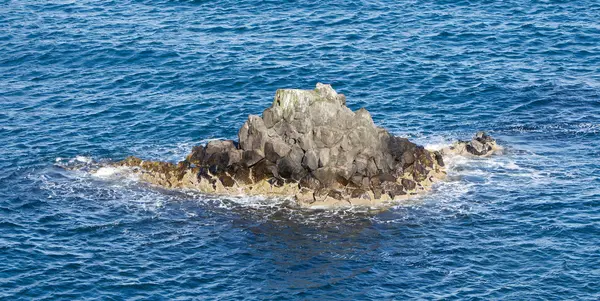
[1,0,600,300]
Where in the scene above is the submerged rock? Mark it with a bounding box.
[113,84,497,208]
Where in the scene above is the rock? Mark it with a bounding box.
[297,134,314,151]
[401,178,416,191]
[299,174,321,190]
[381,181,406,198]
[351,188,370,200]
[262,108,277,128]
[187,140,237,173]
[468,139,487,155]
[251,159,274,183]
[230,164,251,184]
[277,156,305,181]
[433,151,444,167]
[228,149,243,166]
[205,140,236,155]
[353,154,368,174]
[442,131,502,157]
[379,173,397,183]
[242,149,264,167]
[219,175,235,187]
[239,115,268,153]
[318,148,330,167]
[302,150,319,171]
[111,83,484,208]
[186,146,205,165]
[366,158,378,177]
[264,138,291,163]
[288,145,305,166]
[312,167,342,189]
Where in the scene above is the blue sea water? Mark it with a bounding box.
[1,0,600,299]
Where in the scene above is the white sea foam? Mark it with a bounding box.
[93,166,118,177]
[75,155,92,164]
[93,166,132,178]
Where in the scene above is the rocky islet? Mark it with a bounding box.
[114,83,499,207]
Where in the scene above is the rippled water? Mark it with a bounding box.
[2,0,600,299]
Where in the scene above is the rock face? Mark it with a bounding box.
[441,131,502,157]
[117,83,450,207]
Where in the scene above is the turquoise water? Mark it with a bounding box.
[1,0,600,299]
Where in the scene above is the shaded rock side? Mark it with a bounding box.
[117,83,448,207]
